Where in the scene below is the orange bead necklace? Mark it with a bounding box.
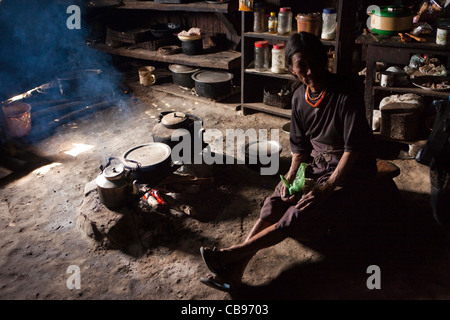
[305,86,326,107]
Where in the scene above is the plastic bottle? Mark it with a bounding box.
[321,8,337,40]
[268,11,278,34]
[253,3,265,32]
[254,40,270,71]
[277,7,292,35]
[271,43,286,73]
[280,163,306,196]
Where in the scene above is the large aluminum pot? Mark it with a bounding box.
[122,142,177,185]
[191,70,233,100]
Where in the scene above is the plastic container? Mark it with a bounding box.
[254,40,270,71]
[321,8,337,40]
[271,43,286,73]
[253,3,265,32]
[277,7,292,35]
[268,12,278,34]
[296,12,322,37]
[436,24,450,45]
[2,102,32,138]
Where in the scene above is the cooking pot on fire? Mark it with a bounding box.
[95,157,139,208]
[122,142,179,185]
[152,111,207,160]
[368,5,414,36]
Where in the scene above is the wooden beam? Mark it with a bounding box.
[89,0,238,13]
[91,43,241,70]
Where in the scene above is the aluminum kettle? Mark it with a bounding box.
[95,157,139,208]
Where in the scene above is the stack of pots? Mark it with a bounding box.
[169,64,200,89]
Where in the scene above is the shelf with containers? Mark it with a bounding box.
[240,0,357,118]
[86,0,241,70]
[356,33,450,146]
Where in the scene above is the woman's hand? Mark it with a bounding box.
[281,184,296,203]
[295,182,334,210]
[280,174,296,203]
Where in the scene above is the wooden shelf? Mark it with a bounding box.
[373,85,450,99]
[357,32,450,127]
[90,43,241,70]
[373,131,429,146]
[245,68,296,81]
[244,31,336,47]
[88,0,238,13]
[242,103,291,119]
[240,1,356,119]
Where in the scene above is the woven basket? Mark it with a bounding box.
[136,39,178,51]
[263,83,292,109]
[106,26,154,44]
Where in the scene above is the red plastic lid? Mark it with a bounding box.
[254,40,269,48]
[280,7,291,12]
[273,43,285,50]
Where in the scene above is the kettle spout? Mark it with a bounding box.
[131,180,139,195]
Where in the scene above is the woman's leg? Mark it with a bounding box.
[216,219,278,283]
[204,221,287,285]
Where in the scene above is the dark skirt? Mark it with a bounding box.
[260,140,377,241]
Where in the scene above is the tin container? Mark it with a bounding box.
[296,12,322,37]
[436,25,450,45]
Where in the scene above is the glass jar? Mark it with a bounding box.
[271,43,286,73]
[295,12,322,38]
[321,8,337,40]
[268,11,278,34]
[254,40,270,72]
[277,7,292,35]
[253,3,265,33]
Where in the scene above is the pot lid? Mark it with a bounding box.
[296,12,321,20]
[254,40,269,48]
[103,163,125,181]
[372,5,413,17]
[191,70,234,83]
[161,112,188,128]
[323,8,336,14]
[168,64,200,74]
[123,143,171,167]
[273,43,285,50]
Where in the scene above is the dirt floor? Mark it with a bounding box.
[1,71,450,304]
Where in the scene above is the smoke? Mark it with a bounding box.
[0,0,121,101]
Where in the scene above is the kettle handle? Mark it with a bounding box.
[100,156,141,172]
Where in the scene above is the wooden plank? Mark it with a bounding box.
[107,0,238,13]
[244,31,336,47]
[245,68,296,81]
[373,86,450,99]
[148,82,241,110]
[335,0,357,75]
[243,103,291,118]
[91,43,241,70]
